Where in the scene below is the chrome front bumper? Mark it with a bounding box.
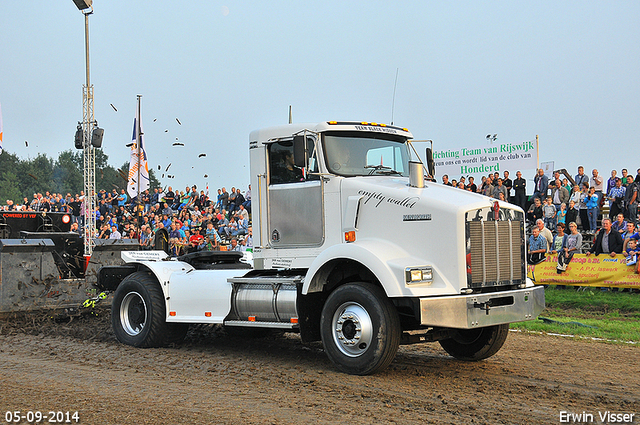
[419,286,545,329]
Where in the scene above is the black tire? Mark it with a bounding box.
[111,271,188,347]
[439,324,509,361]
[320,282,400,375]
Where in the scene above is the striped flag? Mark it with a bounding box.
[0,102,3,155]
[127,101,150,199]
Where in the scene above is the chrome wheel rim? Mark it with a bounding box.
[331,302,373,357]
[120,292,147,336]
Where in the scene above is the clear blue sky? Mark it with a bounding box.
[1,1,639,193]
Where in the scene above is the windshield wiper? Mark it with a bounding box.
[364,164,402,175]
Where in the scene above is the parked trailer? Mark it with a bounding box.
[99,121,545,375]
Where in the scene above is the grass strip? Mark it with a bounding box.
[510,286,640,344]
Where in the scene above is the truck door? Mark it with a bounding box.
[267,138,323,247]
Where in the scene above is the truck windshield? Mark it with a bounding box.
[323,132,410,177]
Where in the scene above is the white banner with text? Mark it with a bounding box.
[430,139,538,180]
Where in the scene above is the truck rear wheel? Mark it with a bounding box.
[320,282,400,375]
[439,324,509,361]
[111,271,187,347]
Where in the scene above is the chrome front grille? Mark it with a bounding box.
[468,219,524,288]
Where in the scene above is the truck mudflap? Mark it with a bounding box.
[419,286,545,329]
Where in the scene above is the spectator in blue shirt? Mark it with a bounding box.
[528,227,547,264]
[586,187,599,233]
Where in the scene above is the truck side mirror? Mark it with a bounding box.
[425,147,435,178]
[293,136,306,168]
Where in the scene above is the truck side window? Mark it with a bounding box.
[269,141,304,185]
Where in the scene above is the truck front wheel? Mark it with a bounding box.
[320,282,400,375]
[111,271,187,347]
[439,324,509,361]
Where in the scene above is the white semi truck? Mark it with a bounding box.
[98,121,544,375]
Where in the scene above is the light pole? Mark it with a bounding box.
[73,0,97,259]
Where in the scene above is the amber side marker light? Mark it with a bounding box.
[205,312,212,317]
[169,311,177,316]
[248,316,256,322]
[290,318,299,324]
[344,231,356,242]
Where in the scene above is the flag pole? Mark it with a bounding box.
[137,95,142,237]
[0,102,4,155]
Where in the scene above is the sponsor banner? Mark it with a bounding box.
[527,254,640,289]
[429,139,537,179]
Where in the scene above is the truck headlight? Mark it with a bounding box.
[405,267,433,284]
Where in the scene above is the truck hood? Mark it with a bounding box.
[340,176,508,216]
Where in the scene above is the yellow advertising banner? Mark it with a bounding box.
[528,254,640,289]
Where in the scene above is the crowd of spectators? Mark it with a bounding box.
[3,164,640,269]
[441,166,639,229]
[441,166,640,282]
[1,184,253,256]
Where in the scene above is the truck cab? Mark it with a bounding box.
[102,121,544,375]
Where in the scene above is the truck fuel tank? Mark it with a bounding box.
[226,275,302,327]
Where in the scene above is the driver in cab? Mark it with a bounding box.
[272,151,304,184]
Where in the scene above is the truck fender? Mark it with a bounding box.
[111,258,195,312]
[302,240,408,297]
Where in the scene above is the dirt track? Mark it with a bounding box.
[0,311,638,425]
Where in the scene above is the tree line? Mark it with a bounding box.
[0,149,160,203]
